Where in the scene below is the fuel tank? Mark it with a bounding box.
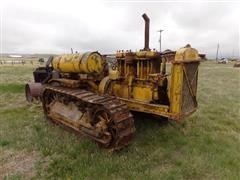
[52,52,104,74]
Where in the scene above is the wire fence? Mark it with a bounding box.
[0,59,44,65]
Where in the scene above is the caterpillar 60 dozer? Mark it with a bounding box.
[26,14,200,150]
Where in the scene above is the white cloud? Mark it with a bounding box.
[1,0,239,58]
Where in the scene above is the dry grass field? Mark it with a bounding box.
[0,61,239,179]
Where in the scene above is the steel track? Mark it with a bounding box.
[42,86,135,150]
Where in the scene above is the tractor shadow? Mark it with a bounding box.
[132,112,169,135]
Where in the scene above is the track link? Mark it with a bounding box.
[42,86,135,150]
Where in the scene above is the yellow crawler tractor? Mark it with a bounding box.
[26,14,200,150]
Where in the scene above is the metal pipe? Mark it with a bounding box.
[158,30,164,52]
[142,13,150,51]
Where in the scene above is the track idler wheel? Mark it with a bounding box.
[91,107,115,148]
[91,102,135,150]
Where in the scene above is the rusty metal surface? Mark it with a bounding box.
[25,83,43,102]
[42,86,135,150]
[48,78,80,88]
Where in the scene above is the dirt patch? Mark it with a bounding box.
[0,148,40,179]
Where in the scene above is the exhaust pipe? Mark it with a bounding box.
[142,13,150,51]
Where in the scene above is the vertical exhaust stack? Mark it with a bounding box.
[142,13,150,51]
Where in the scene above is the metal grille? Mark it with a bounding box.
[181,62,199,115]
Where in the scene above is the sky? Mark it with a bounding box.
[1,0,239,58]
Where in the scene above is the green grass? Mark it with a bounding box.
[0,84,24,93]
[0,61,239,179]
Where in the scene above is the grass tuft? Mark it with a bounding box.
[0,84,24,93]
[0,139,10,147]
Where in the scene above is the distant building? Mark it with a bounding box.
[217,58,228,64]
[9,55,22,58]
[199,54,206,60]
[161,49,176,62]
